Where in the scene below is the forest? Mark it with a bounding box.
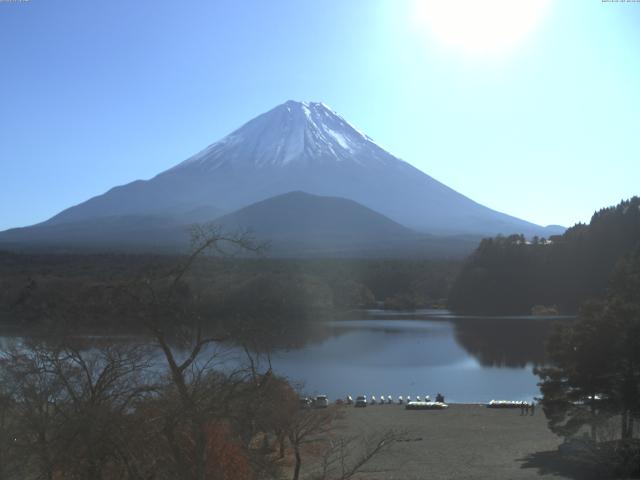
[0,244,459,335]
[536,245,640,477]
[448,197,640,314]
[2,197,639,327]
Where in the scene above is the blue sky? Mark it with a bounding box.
[1,0,638,231]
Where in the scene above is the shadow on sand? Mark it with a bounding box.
[518,449,614,480]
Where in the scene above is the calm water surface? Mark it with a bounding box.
[266,310,572,403]
[0,310,573,404]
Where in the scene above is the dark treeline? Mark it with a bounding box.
[0,251,460,333]
[449,197,640,314]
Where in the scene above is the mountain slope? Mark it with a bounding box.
[215,191,415,239]
[0,214,188,252]
[36,100,562,237]
[214,191,482,257]
[0,192,480,257]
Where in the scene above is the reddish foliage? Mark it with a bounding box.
[202,423,253,480]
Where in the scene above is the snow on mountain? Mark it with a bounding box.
[21,100,562,238]
[171,101,393,171]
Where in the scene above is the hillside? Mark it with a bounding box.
[0,192,480,258]
[214,191,479,257]
[448,197,640,314]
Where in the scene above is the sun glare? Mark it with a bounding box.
[415,0,551,56]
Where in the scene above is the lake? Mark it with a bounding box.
[0,309,573,404]
[265,309,572,403]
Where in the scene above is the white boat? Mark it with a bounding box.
[405,401,448,410]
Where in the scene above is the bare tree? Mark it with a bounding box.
[111,225,269,480]
[283,404,404,480]
[0,339,154,480]
[311,429,405,480]
[0,224,405,480]
[1,342,64,480]
[286,406,341,480]
[0,368,17,480]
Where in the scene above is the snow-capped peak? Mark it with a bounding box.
[172,100,401,172]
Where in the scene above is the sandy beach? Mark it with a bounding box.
[313,403,608,480]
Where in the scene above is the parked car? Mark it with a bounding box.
[314,395,329,408]
[355,395,367,407]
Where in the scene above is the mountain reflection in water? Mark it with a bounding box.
[262,310,573,403]
[283,310,571,368]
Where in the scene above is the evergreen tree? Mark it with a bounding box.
[449,197,640,314]
[536,246,640,445]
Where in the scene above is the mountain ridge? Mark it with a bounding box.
[0,191,481,258]
[2,100,564,252]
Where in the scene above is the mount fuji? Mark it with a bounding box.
[0,100,563,254]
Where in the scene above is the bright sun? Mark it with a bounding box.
[415,0,551,56]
